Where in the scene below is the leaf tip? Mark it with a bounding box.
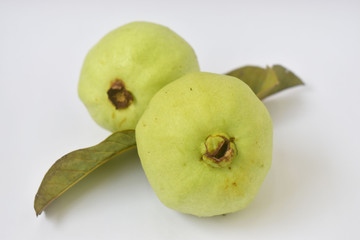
[34,198,43,217]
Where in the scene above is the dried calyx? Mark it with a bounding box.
[107,79,134,109]
[200,134,236,168]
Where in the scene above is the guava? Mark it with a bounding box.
[78,21,200,132]
[135,72,273,217]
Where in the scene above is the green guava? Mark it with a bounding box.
[78,21,200,132]
[135,72,273,217]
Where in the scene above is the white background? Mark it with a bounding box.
[1,0,360,239]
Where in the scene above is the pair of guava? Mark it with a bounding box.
[79,22,273,217]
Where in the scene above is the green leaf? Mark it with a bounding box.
[226,65,304,100]
[226,66,268,94]
[256,66,279,100]
[267,65,305,98]
[34,130,136,216]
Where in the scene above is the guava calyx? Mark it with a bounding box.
[200,134,236,168]
[107,79,134,109]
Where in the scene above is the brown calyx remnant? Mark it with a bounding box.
[204,136,233,162]
[107,79,133,109]
[201,135,236,168]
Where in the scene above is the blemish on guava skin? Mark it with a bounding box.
[228,167,231,170]
[232,182,237,187]
[190,88,192,91]
[107,79,133,109]
[118,118,126,127]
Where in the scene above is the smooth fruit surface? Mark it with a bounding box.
[78,21,200,132]
[136,72,273,217]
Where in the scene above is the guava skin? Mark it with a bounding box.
[136,72,273,217]
[78,21,200,132]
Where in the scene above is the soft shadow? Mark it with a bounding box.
[263,86,308,127]
[43,148,141,221]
